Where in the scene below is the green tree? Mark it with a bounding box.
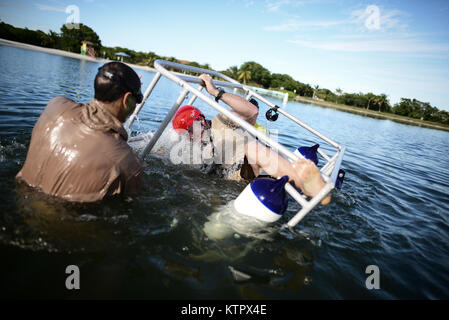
[365,92,376,110]
[392,98,428,119]
[59,23,101,53]
[146,51,159,67]
[335,88,343,103]
[375,94,391,112]
[296,83,314,97]
[222,66,239,80]
[313,85,319,99]
[239,61,271,88]
[270,73,296,90]
[238,69,251,85]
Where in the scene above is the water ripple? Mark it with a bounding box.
[1,45,449,299]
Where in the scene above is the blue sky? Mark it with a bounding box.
[2,0,449,110]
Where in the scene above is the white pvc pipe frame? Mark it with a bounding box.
[125,60,346,228]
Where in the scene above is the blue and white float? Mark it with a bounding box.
[233,175,289,223]
[294,143,320,165]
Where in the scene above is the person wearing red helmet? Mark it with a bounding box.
[172,74,330,205]
[172,105,211,138]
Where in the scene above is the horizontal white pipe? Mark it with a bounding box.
[284,183,308,207]
[178,75,244,90]
[286,182,334,228]
[317,148,331,162]
[276,108,341,150]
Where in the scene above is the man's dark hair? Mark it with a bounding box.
[94,62,142,103]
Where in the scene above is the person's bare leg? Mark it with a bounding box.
[245,141,331,205]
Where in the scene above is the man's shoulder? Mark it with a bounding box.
[44,95,81,119]
[47,95,80,107]
[112,142,144,180]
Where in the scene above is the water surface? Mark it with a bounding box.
[1,45,449,299]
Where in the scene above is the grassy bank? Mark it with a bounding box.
[294,95,449,132]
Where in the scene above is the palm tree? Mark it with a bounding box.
[366,97,374,110]
[376,94,390,112]
[225,66,239,80]
[238,69,251,85]
[335,88,343,103]
[147,56,157,68]
[313,85,320,100]
[365,93,376,110]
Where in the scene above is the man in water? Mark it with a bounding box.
[16,62,144,202]
[172,74,330,205]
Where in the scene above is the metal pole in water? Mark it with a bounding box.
[286,183,334,227]
[140,88,189,159]
[126,72,162,130]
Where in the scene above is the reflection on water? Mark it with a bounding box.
[1,45,449,299]
[203,202,279,241]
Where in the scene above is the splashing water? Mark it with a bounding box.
[203,201,279,241]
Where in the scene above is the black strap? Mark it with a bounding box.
[215,89,225,102]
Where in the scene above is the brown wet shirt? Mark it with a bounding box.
[16,96,143,202]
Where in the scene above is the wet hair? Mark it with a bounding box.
[249,98,259,109]
[94,62,142,103]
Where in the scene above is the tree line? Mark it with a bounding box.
[1,21,448,125]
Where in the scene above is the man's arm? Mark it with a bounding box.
[199,74,258,125]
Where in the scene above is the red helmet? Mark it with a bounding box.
[172,105,207,134]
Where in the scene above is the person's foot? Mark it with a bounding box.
[291,159,331,205]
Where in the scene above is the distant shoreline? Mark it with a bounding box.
[2,38,448,133]
[294,96,449,132]
[0,38,157,73]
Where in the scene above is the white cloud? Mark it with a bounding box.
[35,3,65,12]
[264,5,408,32]
[244,0,255,7]
[350,6,407,31]
[264,19,346,31]
[288,38,449,53]
[265,0,290,12]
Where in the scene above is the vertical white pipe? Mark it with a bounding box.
[126,72,162,130]
[283,92,288,106]
[140,88,189,159]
